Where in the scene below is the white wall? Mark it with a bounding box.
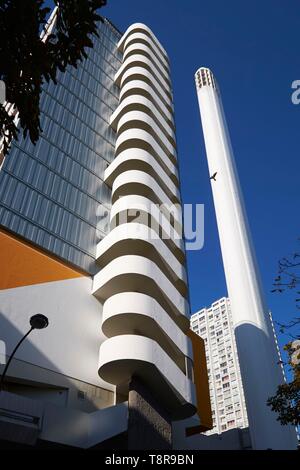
[0,277,114,391]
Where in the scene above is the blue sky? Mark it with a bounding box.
[101,0,300,351]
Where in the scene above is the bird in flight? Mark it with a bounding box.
[210,172,217,181]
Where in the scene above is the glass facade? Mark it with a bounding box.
[0,19,122,273]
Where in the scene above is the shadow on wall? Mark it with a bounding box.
[0,311,107,412]
[234,322,297,450]
[235,321,284,418]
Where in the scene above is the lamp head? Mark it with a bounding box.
[30,314,49,330]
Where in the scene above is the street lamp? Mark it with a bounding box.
[0,314,49,392]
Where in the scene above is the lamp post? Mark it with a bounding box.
[0,314,49,392]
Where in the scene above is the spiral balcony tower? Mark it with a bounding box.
[92,24,197,419]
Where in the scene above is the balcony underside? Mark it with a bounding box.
[98,334,196,420]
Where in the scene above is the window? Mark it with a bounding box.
[223,383,230,389]
[220,362,227,368]
[221,424,227,431]
[78,390,86,400]
[227,420,235,427]
[185,356,194,382]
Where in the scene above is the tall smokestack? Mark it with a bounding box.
[195,67,297,449]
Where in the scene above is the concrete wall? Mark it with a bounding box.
[128,377,172,450]
[173,417,251,450]
[0,276,115,413]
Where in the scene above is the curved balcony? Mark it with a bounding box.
[123,43,171,85]
[124,33,170,74]
[102,292,192,357]
[98,334,196,419]
[104,149,180,203]
[92,254,189,326]
[119,84,174,129]
[110,95,176,145]
[115,129,178,184]
[109,194,185,263]
[120,67,174,112]
[118,23,169,64]
[115,55,172,100]
[123,32,170,72]
[116,111,177,161]
[111,170,182,231]
[102,299,189,374]
[96,223,187,296]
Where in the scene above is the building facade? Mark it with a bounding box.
[191,298,248,436]
[0,16,210,449]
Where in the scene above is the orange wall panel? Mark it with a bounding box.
[186,329,213,435]
[0,229,86,290]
